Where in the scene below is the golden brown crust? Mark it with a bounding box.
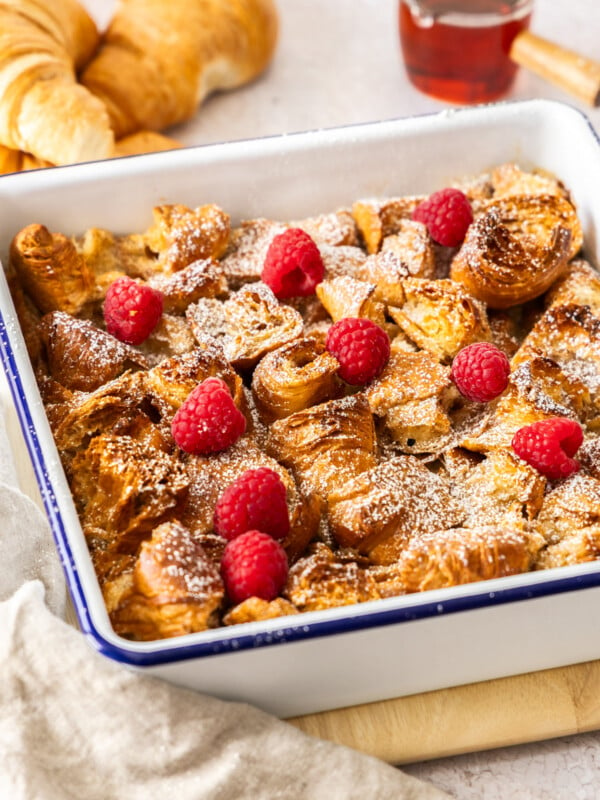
[386,278,492,362]
[267,394,377,500]
[327,456,465,557]
[450,194,580,308]
[251,337,341,421]
[144,204,231,272]
[70,435,189,553]
[316,276,387,329]
[81,0,278,138]
[0,0,113,165]
[375,526,536,593]
[39,312,148,393]
[365,350,457,453]
[109,521,224,640]
[284,544,380,612]
[187,283,304,370]
[10,224,95,315]
[223,596,299,625]
[352,195,425,254]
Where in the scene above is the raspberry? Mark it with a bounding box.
[214,467,290,542]
[512,417,583,480]
[261,228,325,299]
[171,377,246,455]
[451,342,510,403]
[104,276,163,345]
[326,317,390,386]
[221,530,289,604]
[412,187,473,247]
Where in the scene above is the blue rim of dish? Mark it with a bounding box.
[2,100,600,667]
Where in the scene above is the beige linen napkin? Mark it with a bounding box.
[0,401,451,800]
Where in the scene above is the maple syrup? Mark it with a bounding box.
[399,0,533,104]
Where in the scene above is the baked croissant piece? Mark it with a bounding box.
[450,194,581,308]
[107,521,224,640]
[81,0,278,139]
[370,525,537,595]
[251,337,341,420]
[0,0,114,165]
[267,394,377,500]
[326,456,465,559]
[10,223,95,315]
[364,350,458,452]
[187,283,303,370]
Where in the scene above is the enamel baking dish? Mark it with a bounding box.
[1,99,600,718]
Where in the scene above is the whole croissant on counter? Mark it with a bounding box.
[0,0,114,165]
[81,0,279,139]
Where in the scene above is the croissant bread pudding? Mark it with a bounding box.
[7,161,600,641]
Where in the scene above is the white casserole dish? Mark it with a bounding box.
[1,98,599,718]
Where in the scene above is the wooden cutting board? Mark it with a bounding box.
[5,388,600,766]
[288,659,600,764]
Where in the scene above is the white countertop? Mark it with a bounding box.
[4,0,600,797]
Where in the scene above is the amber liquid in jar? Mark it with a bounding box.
[399,0,533,104]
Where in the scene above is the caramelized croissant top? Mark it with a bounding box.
[450,194,580,309]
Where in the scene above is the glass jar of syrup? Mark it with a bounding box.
[399,0,534,104]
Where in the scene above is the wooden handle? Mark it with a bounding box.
[510,31,600,107]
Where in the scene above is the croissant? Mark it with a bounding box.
[109,521,224,640]
[39,311,148,393]
[0,0,113,165]
[144,346,245,413]
[450,194,580,309]
[221,219,286,289]
[374,526,536,594]
[292,210,359,248]
[81,0,278,139]
[71,434,189,553]
[461,356,592,453]
[352,195,425,254]
[267,394,377,500]
[386,278,492,362]
[187,284,303,370]
[316,275,387,328]
[457,448,547,527]
[364,350,457,452]
[53,371,169,461]
[544,259,600,316]
[284,544,381,612]
[144,204,231,273]
[376,220,436,280]
[326,456,464,557]
[223,596,298,626]
[10,223,94,315]
[0,131,181,176]
[0,143,50,174]
[534,473,600,569]
[251,337,341,421]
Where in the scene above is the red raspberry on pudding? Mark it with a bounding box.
[512,417,583,480]
[103,276,163,345]
[451,342,510,403]
[412,187,473,247]
[214,467,290,542]
[171,377,246,455]
[261,227,325,299]
[326,317,390,386]
[221,530,289,604]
